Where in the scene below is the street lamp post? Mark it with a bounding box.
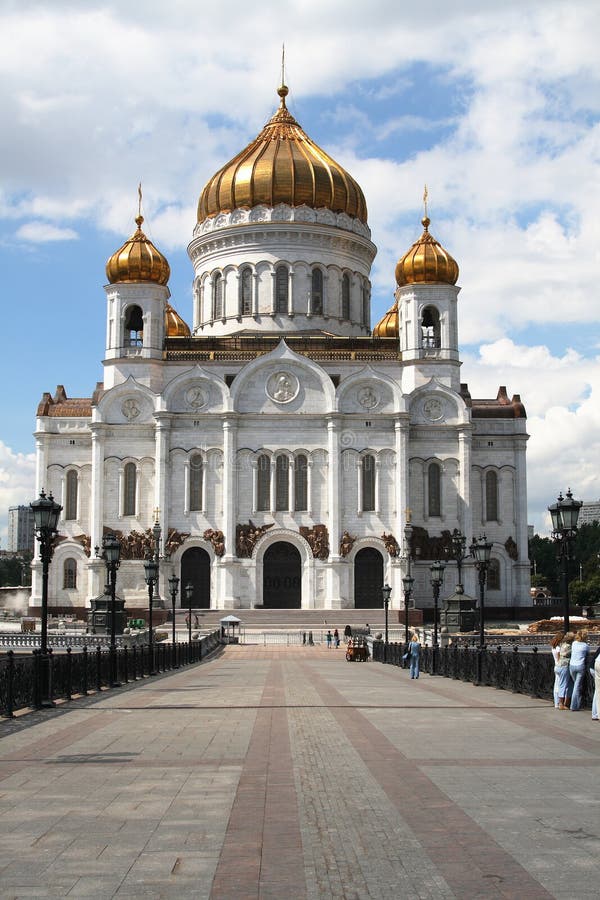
[549,489,582,634]
[402,575,414,646]
[143,554,159,676]
[470,534,493,685]
[448,528,467,590]
[429,560,445,675]
[382,583,392,661]
[30,490,62,656]
[102,533,121,687]
[185,582,194,646]
[168,574,180,669]
[30,489,62,707]
[144,522,160,675]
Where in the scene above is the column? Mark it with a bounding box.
[34,432,48,495]
[395,417,409,538]
[327,417,341,554]
[222,416,238,559]
[458,427,472,539]
[90,423,106,551]
[154,414,171,538]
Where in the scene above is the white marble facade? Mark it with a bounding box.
[32,98,530,615]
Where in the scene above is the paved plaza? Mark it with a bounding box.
[0,645,599,899]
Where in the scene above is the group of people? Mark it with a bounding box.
[551,630,600,718]
[326,629,341,648]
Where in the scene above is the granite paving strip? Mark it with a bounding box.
[300,659,554,900]
[210,659,306,900]
[283,661,454,899]
[371,664,600,755]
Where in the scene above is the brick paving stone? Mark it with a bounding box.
[0,646,599,897]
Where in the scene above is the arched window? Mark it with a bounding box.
[213,273,224,319]
[422,306,441,349]
[488,558,500,591]
[311,269,323,315]
[123,462,137,517]
[240,267,252,315]
[257,454,271,511]
[189,454,203,511]
[275,455,289,511]
[63,558,77,589]
[362,454,376,512]
[362,283,369,326]
[65,470,78,521]
[275,266,288,313]
[341,273,350,320]
[486,471,498,522]
[428,462,441,517]
[124,305,143,347]
[295,454,308,511]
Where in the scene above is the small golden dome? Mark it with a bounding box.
[164,302,191,337]
[373,302,399,338]
[106,215,170,286]
[395,217,459,287]
[198,85,368,224]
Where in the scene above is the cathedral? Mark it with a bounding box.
[32,82,530,615]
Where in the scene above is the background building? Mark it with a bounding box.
[31,83,530,615]
[578,501,600,526]
[7,505,34,554]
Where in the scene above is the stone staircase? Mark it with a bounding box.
[174,608,393,630]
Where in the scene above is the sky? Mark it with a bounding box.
[1,0,599,545]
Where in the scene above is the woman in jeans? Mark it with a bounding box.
[569,630,590,711]
[557,632,574,710]
[408,634,421,679]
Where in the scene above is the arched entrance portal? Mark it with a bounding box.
[263,542,301,608]
[180,547,211,609]
[354,547,384,608]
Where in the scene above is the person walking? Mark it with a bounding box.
[591,646,600,721]
[326,630,332,649]
[557,632,575,710]
[333,628,340,648]
[408,634,421,679]
[550,632,565,709]
[569,630,590,711]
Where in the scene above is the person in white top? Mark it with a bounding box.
[550,632,565,709]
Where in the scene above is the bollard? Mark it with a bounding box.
[82,645,88,695]
[66,647,72,702]
[5,650,15,718]
[96,644,102,692]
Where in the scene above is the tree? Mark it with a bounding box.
[569,574,600,608]
[0,554,31,587]
[528,534,559,595]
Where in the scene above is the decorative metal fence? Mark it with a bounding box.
[0,631,149,650]
[0,631,221,718]
[372,641,595,708]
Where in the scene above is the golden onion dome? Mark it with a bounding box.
[373,301,399,338]
[106,215,170,286]
[164,302,191,337]
[395,217,459,287]
[197,85,368,224]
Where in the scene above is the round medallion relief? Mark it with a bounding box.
[423,397,445,422]
[185,386,207,410]
[121,398,141,421]
[266,371,299,404]
[357,385,379,410]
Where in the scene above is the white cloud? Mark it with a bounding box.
[0,441,36,549]
[16,222,79,242]
[1,0,600,539]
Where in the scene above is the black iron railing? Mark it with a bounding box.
[0,631,221,718]
[372,641,595,708]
